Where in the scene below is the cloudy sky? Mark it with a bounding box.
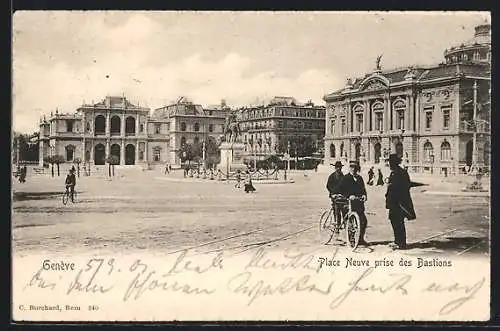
[13,11,488,133]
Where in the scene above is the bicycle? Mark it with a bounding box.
[319,194,363,251]
[62,186,77,205]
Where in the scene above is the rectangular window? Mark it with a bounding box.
[374,113,383,131]
[425,112,433,130]
[155,123,161,134]
[153,148,161,162]
[330,120,335,135]
[341,118,346,135]
[442,108,451,129]
[356,114,363,132]
[396,111,405,130]
[67,120,74,132]
[208,124,214,132]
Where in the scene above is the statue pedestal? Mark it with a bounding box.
[219,142,246,173]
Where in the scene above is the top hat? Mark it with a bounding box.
[331,161,343,168]
[388,153,402,164]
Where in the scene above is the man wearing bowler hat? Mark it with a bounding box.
[385,153,416,250]
[336,160,369,246]
[326,161,345,233]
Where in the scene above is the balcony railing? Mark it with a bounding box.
[459,120,490,134]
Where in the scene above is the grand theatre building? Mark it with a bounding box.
[324,23,491,174]
[38,96,227,168]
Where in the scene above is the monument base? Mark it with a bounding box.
[219,142,247,173]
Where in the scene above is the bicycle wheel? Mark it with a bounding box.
[62,191,69,205]
[319,208,335,245]
[345,212,361,251]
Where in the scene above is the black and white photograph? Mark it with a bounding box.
[12,11,490,321]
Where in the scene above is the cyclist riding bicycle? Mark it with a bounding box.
[65,168,76,203]
[326,161,345,234]
[335,160,369,246]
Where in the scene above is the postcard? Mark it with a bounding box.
[12,10,491,322]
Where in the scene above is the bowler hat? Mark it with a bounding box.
[331,161,343,168]
[349,160,361,170]
[388,153,402,164]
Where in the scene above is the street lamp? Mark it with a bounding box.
[430,151,435,174]
[287,141,291,171]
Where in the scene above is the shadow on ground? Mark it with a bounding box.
[407,236,488,253]
[13,191,84,202]
[368,236,488,254]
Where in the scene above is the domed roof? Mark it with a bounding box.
[447,24,490,51]
[444,23,490,64]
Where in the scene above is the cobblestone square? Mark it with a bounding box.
[12,169,490,257]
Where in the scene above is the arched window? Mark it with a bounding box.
[110,115,121,135]
[374,143,381,164]
[194,122,200,132]
[180,137,186,147]
[94,115,105,134]
[395,142,403,158]
[440,141,451,161]
[180,122,187,131]
[330,143,336,158]
[424,142,434,162]
[125,116,136,135]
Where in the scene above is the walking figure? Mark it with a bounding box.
[244,170,256,193]
[367,166,375,186]
[376,168,385,186]
[165,163,170,174]
[235,170,242,188]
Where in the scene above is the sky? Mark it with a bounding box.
[12,11,489,133]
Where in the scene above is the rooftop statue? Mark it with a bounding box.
[376,54,383,71]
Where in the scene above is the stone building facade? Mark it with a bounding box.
[323,23,490,174]
[237,96,326,161]
[39,96,158,167]
[151,97,229,165]
[39,96,228,168]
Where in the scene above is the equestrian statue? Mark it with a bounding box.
[222,112,241,143]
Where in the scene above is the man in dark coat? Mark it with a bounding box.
[326,161,345,232]
[326,161,344,196]
[385,154,416,250]
[65,168,77,203]
[336,160,369,246]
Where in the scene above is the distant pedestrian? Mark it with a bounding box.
[165,163,170,174]
[235,170,242,188]
[385,154,416,250]
[19,165,27,183]
[244,171,256,193]
[367,166,375,186]
[376,169,384,186]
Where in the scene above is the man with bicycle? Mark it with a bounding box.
[64,168,76,203]
[335,160,369,246]
[326,161,345,234]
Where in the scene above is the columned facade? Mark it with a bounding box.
[323,23,490,174]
